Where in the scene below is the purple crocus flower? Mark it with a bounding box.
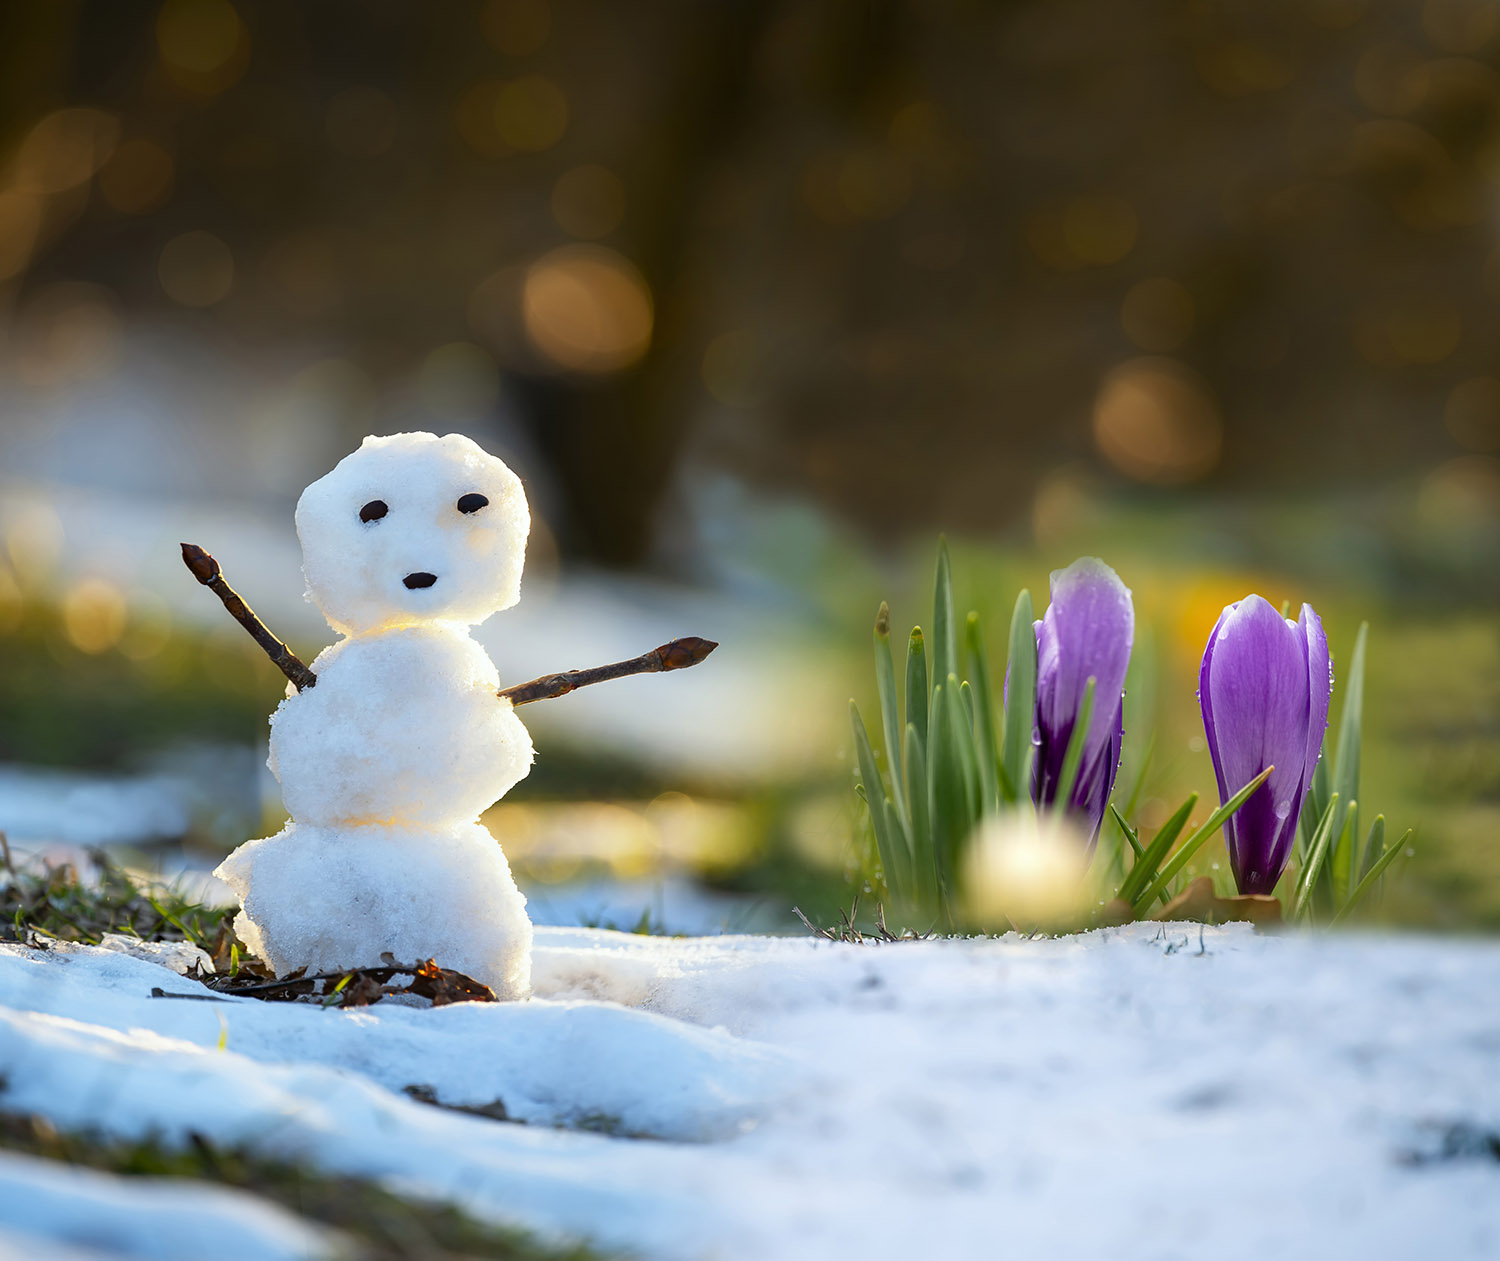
[1031,558,1134,847]
[1199,596,1331,895]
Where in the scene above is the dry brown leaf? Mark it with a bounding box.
[1153,876,1282,926]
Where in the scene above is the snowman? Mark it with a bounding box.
[190,432,713,1001]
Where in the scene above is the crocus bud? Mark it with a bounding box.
[1199,596,1331,895]
[1032,557,1134,847]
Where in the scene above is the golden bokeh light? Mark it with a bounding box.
[1031,465,1107,550]
[259,231,341,318]
[522,245,653,374]
[1347,119,1469,231]
[1030,195,1138,269]
[551,165,626,239]
[1355,44,1430,115]
[466,264,529,359]
[119,592,172,661]
[325,87,398,158]
[1092,357,1223,485]
[1417,455,1500,528]
[0,566,21,633]
[0,191,44,281]
[13,283,124,387]
[156,0,248,94]
[158,230,235,306]
[417,341,501,416]
[1121,277,1195,352]
[1445,376,1500,451]
[455,81,509,156]
[701,330,763,406]
[1197,42,1295,97]
[99,137,175,213]
[1356,299,1463,365]
[1423,0,1500,54]
[482,0,550,56]
[888,101,942,153]
[13,108,120,194]
[835,150,912,220]
[802,154,854,225]
[4,502,63,588]
[1064,195,1138,265]
[494,75,568,152]
[62,578,128,655]
[1307,0,1367,29]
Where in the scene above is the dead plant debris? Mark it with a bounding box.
[0,835,497,1008]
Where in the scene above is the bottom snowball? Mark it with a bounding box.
[214,821,533,1000]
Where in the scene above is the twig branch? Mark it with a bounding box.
[498,636,718,706]
[180,543,317,691]
[179,542,717,705]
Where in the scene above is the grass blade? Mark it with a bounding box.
[967,611,1001,812]
[851,700,906,892]
[1330,621,1367,892]
[1119,732,1155,824]
[1358,814,1386,882]
[1002,588,1037,806]
[931,539,957,705]
[1051,676,1096,819]
[906,628,929,756]
[873,602,906,821]
[1299,738,1331,854]
[1292,793,1341,921]
[953,676,981,824]
[1131,765,1276,913]
[1117,793,1197,906]
[928,683,968,910]
[1331,824,1413,926]
[1110,804,1144,861]
[904,722,933,902]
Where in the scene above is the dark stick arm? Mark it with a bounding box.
[180,543,318,691]
[180,541,717,705]
[498,637,718,706]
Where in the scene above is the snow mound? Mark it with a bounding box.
[0,1151,331,1261]
[1,923,1499,1261]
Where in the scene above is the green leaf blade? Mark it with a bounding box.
[1052,676,1096,821]
[1293,793,1342,921]
[851,700,906,893]
[906,628,929,755]
[931,539,957,703]
[1331,824,1413,926]
[1002,588,1037,807]
[1117,793,1197,907]
[1131,765,1276,913]
[966,611,1001,813]
[873,604,906,822]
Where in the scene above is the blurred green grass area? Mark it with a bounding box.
[0,598,274,768]
[2,547,1496,931]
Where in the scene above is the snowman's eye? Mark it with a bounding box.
[457,493,489,514]
[359,500,389,523]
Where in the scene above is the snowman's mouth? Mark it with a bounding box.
[403,572,438,590]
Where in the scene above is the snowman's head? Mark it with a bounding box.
[296,432,530,635]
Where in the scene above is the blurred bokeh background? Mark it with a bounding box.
[0,0,1496,930]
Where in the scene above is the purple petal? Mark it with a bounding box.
[1201,595,1316,894]
[1298,603,1332,793]
[1032,557,1133,837]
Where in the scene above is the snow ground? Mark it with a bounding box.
[1,923,1498,1260]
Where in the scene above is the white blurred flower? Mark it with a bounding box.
[962,809,1096,931]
